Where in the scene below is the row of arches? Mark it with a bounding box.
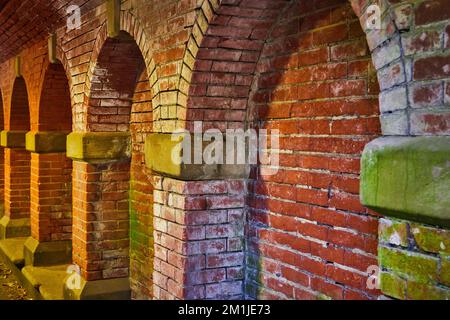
[0,0,392,300]
[0,29,154,299]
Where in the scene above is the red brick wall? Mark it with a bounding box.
[246,0,381,300]
[130,61,154,299]
[38,63,72,131]
[72,160,130,281]
[30,153,72,242]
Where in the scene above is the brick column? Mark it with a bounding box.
[152,177,246,299]
[145,133,248,299]
[23,132,72,266]
[64,132,131,300]
[0,131,30,239]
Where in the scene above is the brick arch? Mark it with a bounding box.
[77,25,154,299]
[85,30,146,131]
[246,0,382,300]
[186,0,292,131]
[30,59,74,244]
[56,41,77,118]
[186,0,389,300]
[38,62,72,131]
[10,77,30,131]
[186,0,411,134]
[83,12,156,132]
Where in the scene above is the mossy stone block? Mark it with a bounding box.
[378,246,438,284]
[411,223,450,254]
[361,136,450,228]
[67,132,130,162]
[379,218,409,247]
[26,131,69,153]
[144,133,249,181]
[406,280,450,300]
[379,271,407,300]
[440,255,450,287]
[0,130,27,148]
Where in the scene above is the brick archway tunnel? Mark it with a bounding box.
[0,0,448,300]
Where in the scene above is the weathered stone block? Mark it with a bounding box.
[379,271,407,300]
[379,218,409,247]
[107,0,120,38]
[0,216,30,239]
[64,276,131,300]
[66,132,130,162]
[26,131,69,153]
[361,136,450,228]
[23,237,72,266]
[411,223,450,254]
[406,280,450,300]
[145,133,249,181]
[440,255,450,287]
[379,246,438,283]
[0,130,27,148]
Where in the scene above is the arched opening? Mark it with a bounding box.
[247,0,381,300]
[30,62,73,246]
[10,77,30,131]
[187,0,382,300]
[72,31,153,299]
[38,63,72,131]
[4,77,31,230]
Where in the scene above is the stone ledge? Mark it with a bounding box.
[23,237,72,267]
[0,130,27,149]
[26,131,68,153]
[145,133,249,181]
[361,136,450,228]
[67,132,130,163]
[63,276,131,300]
[0,237,27,267]
[0,216,31,239]
[22,264,70,300]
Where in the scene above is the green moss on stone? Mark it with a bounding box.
[406,280,450,300]
[440,255,450,287]
[379,246,438,284]
[411,223,450,254]
[380,272,407,300]
[379,218,409,247]
[361,136,450,228]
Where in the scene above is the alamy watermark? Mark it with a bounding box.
[66,5,81,31]
[171,121,280,176]
[66,264,82,290]
[366,265,381,290]
[366,4,382,31]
